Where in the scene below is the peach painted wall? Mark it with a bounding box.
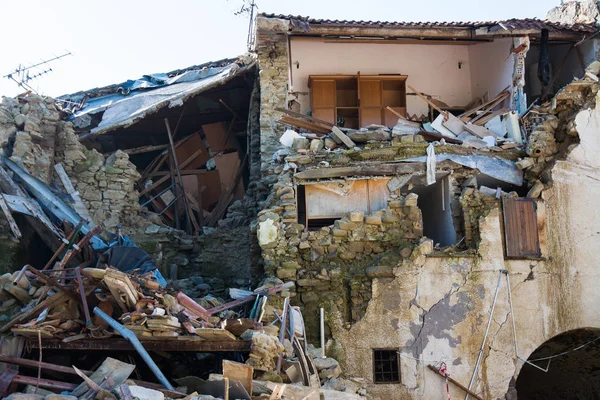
[468,38,514,100]
[289,37,473,117]
[289,37,515,117]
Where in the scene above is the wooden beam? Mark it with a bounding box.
[54,163,95,226]
[26,338,252,352]
[0,195,21,239]
[276,108,335,128]
[427,364,484,400]
[294,163,426,180]
[140,148,205,196]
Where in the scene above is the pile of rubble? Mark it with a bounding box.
[279,85,523,158]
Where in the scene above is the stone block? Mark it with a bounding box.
[281,260,300,269]
[334,219,357,231]
[348,211,364,222]
[338,251,356,260]
[382,214,400,223]
[347,241,364,253]
[400,247,413,258]
[104,190,126,201]
[405,193,419,206]
[366,266,394,278]
[365,215,382,225]
[310,139,324,153]
[332,229,348,237]
[388,199,404,209]
[277,268,297,280]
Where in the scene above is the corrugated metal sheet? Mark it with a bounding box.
[59,57,256,139]
[259,13,597,33]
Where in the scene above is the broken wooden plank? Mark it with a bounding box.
[0,369,17,398]
[276,108,335,128]
[279,115,331,135]
[408,85,446,115]
[0,291,70,333]
[71,357,135,397]
[427,364,484,400]
[331,126,356,148]
[194,328,237,341]
[54,163,95,226]
[115,144,169,156]
[418,130,463,145]
[473,107,510,126]
[0,194,21,239]
[2,194,63,239]
[223,360,253,395]
[464,124,498,139]
[140,148,205,196]
[294,163,426,180]
[459,87,510,119]
[26,338,253,352]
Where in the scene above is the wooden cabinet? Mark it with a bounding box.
[309,74,407,128]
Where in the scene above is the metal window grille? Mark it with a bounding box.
[373,349,400,383]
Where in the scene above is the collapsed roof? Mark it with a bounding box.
[58,55,256,141]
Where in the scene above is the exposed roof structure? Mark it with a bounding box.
[257,14,597,41]
[58,55,256,139]
[259,14,597,32]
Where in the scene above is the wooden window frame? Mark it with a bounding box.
[372,348,401,384]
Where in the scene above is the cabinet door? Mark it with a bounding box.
[313,108,335,124]
[359,80,382,107]
[359,78,382,126]
[312,80,336,108]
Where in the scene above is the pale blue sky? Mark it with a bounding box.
[0,0,561,97]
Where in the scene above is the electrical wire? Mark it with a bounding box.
[525,335,600,362]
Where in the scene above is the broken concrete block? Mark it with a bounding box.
[527,180,545,198]
[128,385,165,400]
[293,137,310,150]
[310,139,324,153]
[586,60,600,76]
[324,137,337,149]
[347,128,391,143]
[516,157,535,170]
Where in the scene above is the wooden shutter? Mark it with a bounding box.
[502,198,541,258]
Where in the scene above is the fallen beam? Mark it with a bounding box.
[26,338,252,352]
[427,364,484,400]
[12,374,78,391]
[294,163,426,180]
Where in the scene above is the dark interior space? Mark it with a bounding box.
[406,177,457,247]
[13,215,55,271]
[476,174,529,197]
[516,328,600,400]
[525,42,585,105]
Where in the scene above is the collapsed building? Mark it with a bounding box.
[1,1,600,399]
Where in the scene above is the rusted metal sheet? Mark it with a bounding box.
[26,338,252,352]
[503,198,541,259]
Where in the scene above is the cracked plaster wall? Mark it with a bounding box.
[323,102,600,399]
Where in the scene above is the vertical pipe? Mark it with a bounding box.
[465,270,503,399]
[276,297,290,373]
[320,308,326,358]
[93,307,174,390]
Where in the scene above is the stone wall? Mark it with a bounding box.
[55,122,147,231]
[0,94,149,234]
[255,17,290,172]
[256,167,426,339]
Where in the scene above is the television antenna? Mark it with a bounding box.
[3,51,72,93]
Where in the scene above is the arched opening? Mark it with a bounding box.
[516,328,600,399]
